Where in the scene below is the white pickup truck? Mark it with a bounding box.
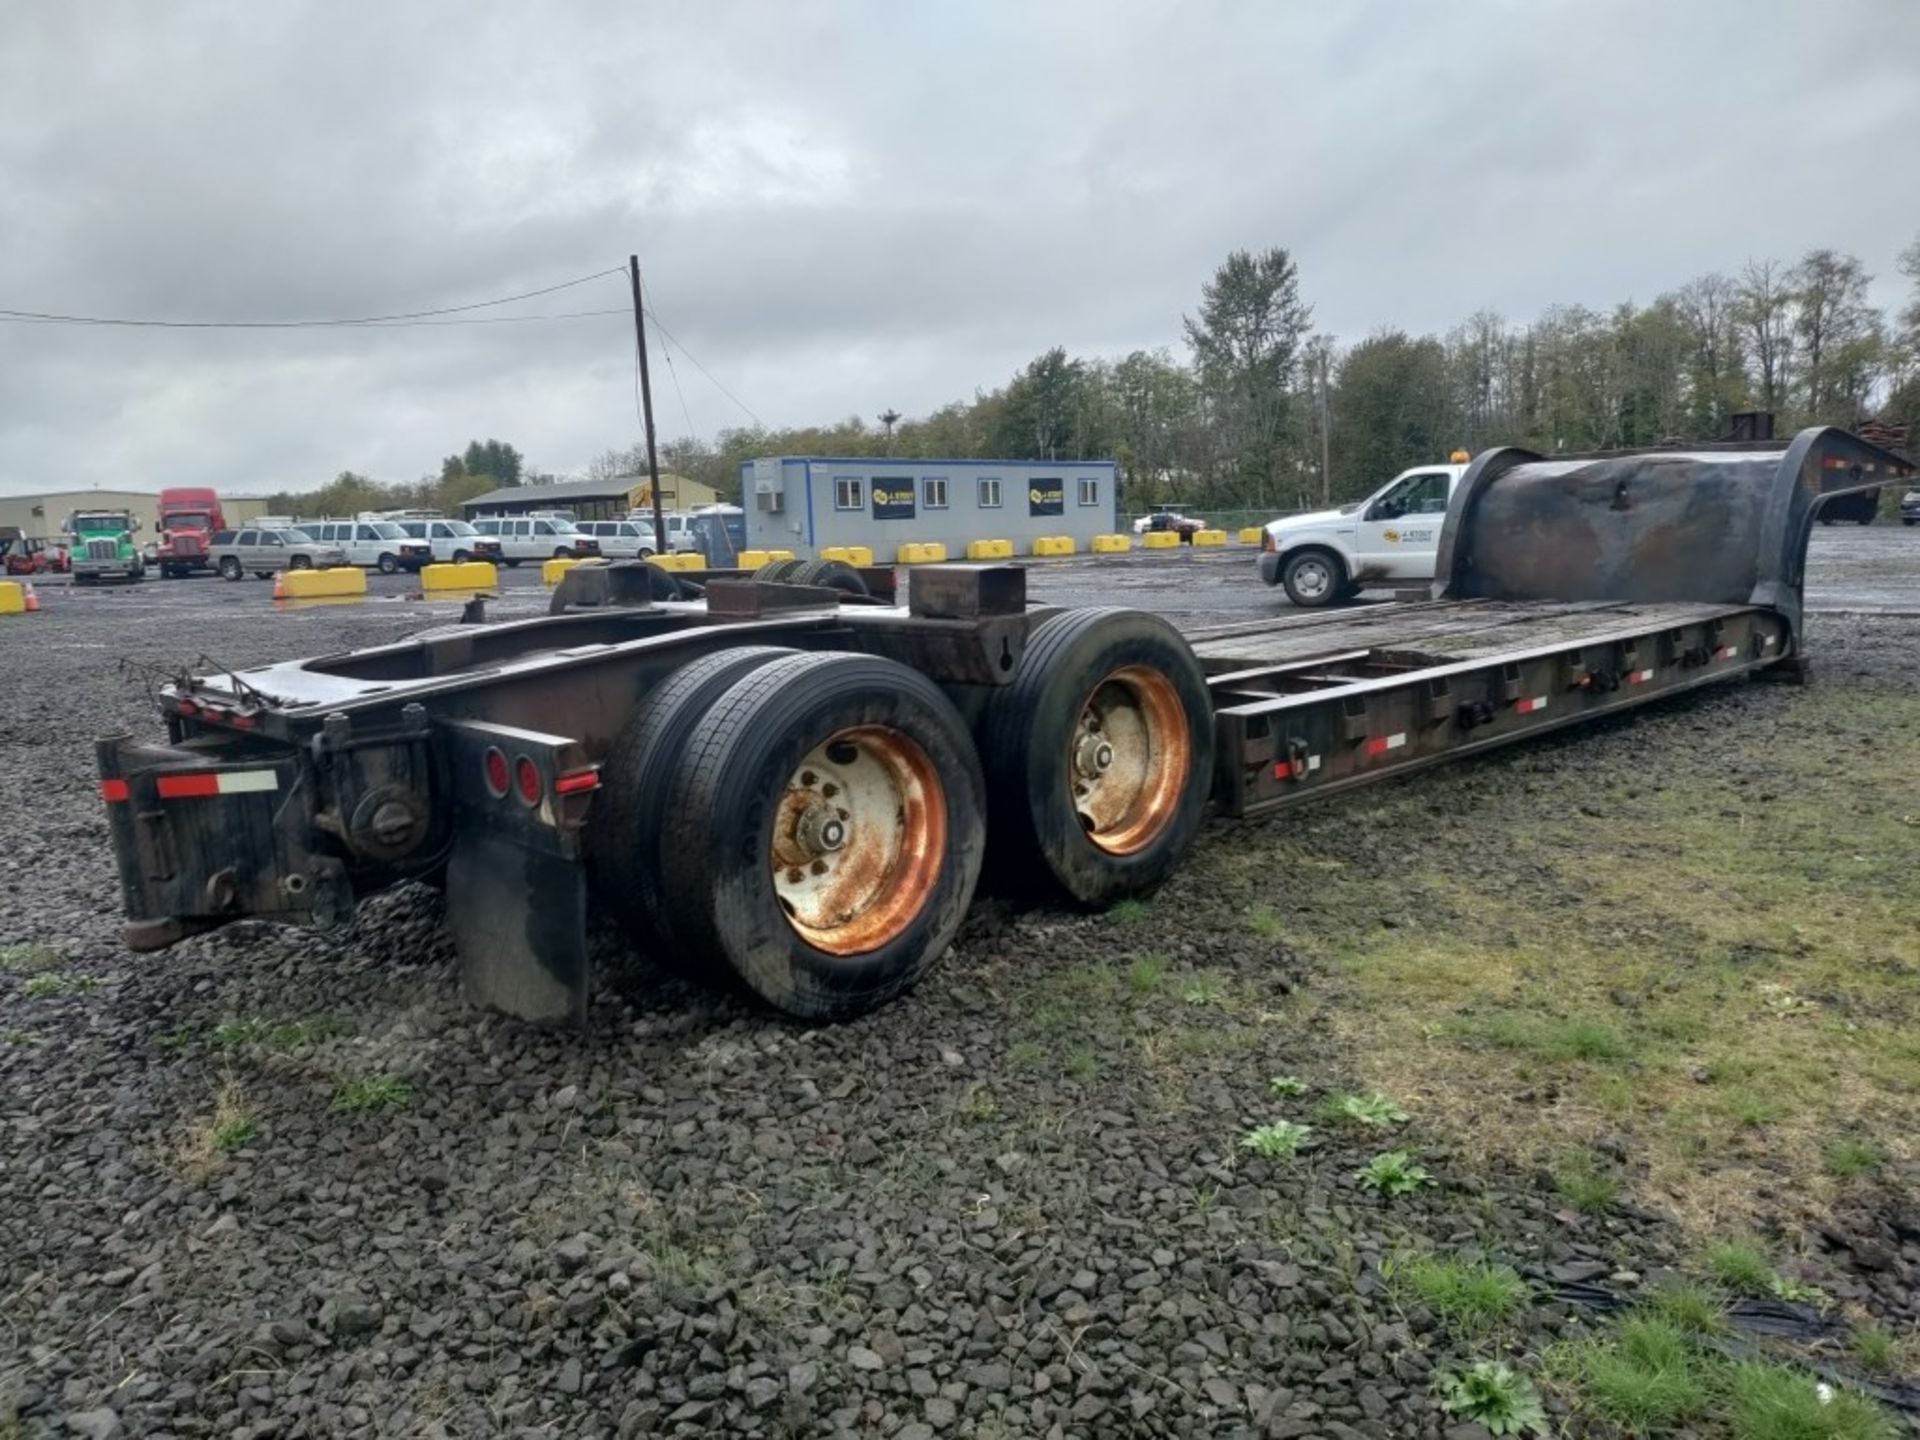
[1256,461,1469,607]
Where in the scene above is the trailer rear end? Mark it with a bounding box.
[96,428,1912,1028]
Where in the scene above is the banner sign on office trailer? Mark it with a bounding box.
[1028,479,1063,517]
[871,480,916,522]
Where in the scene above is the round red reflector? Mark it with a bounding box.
[483,747,510,797]
[515,755,542,806]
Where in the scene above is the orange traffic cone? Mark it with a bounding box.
[23,582,39,612]
[272,571,288,600]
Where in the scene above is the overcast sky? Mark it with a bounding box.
[3,1,1916,498]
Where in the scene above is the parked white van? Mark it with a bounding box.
[469,513,602,566]
[393,517,504,565]
[574,519,659,559]
[296,519,433,573]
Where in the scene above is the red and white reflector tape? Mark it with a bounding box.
[1272,754,1322,781]
[1515,695,1549,715]
[1714,645,1737,660]
[154,770,280,800]
[1363,733,1407,757]
[1761,635,1777,649]
[1627,668,1655,685]
[99,778,130,803]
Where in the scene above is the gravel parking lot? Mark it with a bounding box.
[3,533,1917,1439]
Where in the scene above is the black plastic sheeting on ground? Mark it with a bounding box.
[1546,1281,1920,1413]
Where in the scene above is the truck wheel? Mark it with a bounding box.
[981,608,1213,905]
[1280,548,1346,608]
[290,555,312,571]
[754,558,805,582]
[219,557,242,581]
[788,559,870,596]
[658,652,986,1019]
[593,646,800,960]
[377,553,399,574]
[451,549,471,563]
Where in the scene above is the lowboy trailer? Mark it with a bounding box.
[98,427,1912,1026]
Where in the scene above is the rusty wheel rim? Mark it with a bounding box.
[771,726,947,956]
[1069,665,1190,856]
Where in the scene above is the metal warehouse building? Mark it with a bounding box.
[742,457,1118,558]
[461,473,717,522]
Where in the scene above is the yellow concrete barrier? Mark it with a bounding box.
[422,561,497,591]
[1091,533,1132,554]
[542,556,585,586]
[739,549,796,570]
[0,581,24,615]
[1141,530,1181,549]
[648,553,705,572]
[820,546,874,567]
[1030,536,1076,557]
[276,566,366,600]
[966,538,1014,560]
[1192,529,1228,548]
[897,542,949,564]
[1238,526,1265,545]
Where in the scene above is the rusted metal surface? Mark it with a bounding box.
[906,564,1026,620]
[770,725,947,956]
[1070,665,1192,856]
[1434,426,1915,640]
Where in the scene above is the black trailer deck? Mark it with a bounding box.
[94,426,1914,1027]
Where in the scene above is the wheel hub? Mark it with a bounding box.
[771,727,946,955]
[1068,666,1192,856]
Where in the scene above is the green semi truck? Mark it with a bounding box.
[65,510,146,585]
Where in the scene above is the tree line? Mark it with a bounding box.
[277,236,1920,517]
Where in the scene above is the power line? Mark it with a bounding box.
[639,275,699,443]
[640,301,765,429]
[0,268,626,329]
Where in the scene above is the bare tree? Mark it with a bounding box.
[1736,259,1795,416]
[1790,249,1880,423]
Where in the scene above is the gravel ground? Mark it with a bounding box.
[2,547,1916,1439]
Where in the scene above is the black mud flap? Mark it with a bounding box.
[438,719,601,1026]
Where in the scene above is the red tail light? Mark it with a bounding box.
[553,766,600,796]
[514,755,542,805]
[483,746,510,798]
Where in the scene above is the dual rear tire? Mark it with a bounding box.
[589,609,1212,1020]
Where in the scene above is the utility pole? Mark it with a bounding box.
[878,408,901,454]
[628,255,668,553]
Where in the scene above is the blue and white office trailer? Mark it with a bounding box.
[742,456,1119,559]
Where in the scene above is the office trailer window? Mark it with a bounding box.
[923,476,949,509]
[978,476,1002,508]
[1078,476,1101,506]
[834,476,864,510]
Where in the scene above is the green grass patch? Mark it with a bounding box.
[1726,1360,1895,1440]
[1247,906,1284,939]
[1823,1138,1885,1179]
[1577,1317,1712,1430]
[1268,1074,1308,1098]
[1,1028,44,1047]
[1106,898,1149,924]
[1124,952,1168,995]
[1641,1281,1728,1336]
[1396,1255,1529,1335]
[1704,1239,1778,1297]
[1008,1040,1044,1069]
[0,943,59,974]
[21,973,99,998]
[331,1074,413,1114]
[1849,1324,1897,1376]
[1553,1151,1621,1214]
[1064,1046,1098,1081]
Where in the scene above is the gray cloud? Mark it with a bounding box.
[3,0,1916,495]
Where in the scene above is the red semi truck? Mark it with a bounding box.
[153,487,227,578]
